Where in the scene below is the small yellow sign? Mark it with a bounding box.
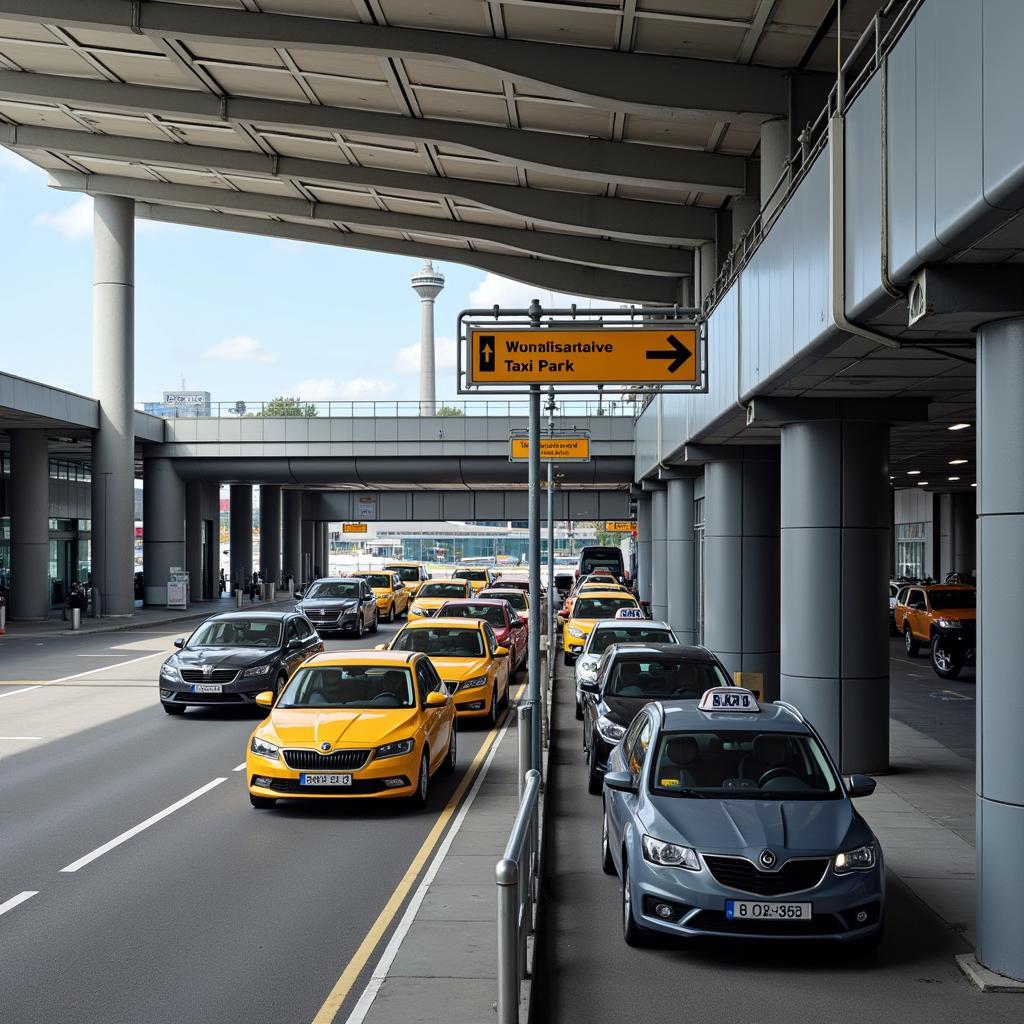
[470,327,698,385]
[510,437,591,461]
[604,521,635,533]
[341,522,368,534]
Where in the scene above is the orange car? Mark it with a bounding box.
[893,583,976,679]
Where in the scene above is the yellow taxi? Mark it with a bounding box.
[561,590,641,666]
[452,566,495,594]
[479,586,529,619]
[407,578,472,620]
[246,650,456,809]
[561,580,631,617]
[353,570,410,623]
[385,617,511,726]
[383,562,430,599]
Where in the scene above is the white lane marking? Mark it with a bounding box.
[60,777,227,874]
[344,710,514,1024]
[232,763,246,772]
[77,653,138,657]
[0,686,42,699]
[0,891,40,917]
[0,650,169,701]
[0,736,42,740]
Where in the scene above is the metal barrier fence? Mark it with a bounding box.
[496,758,542,1024]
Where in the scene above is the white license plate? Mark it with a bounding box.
[190,683,222,693]
[299,773,352,787]
[726,900,812,920]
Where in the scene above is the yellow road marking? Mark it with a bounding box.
[311,688,524,1024]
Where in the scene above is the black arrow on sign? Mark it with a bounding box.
[645,334,692,373]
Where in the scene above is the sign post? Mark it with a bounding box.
[527,301,542,776]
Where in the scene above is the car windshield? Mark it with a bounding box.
[605,658,729,699]
[574,596,637,618]
[189,619,281,648]
[455,569,489,582]
[278,666,414,709]
[582,558,622,574]
[438,603,506,627]
[305,582,359,600]
[482,590,527,611]
[589,628,674,654]
[359,574,392,589]
[419,582,469,598]
[392,627,485,657]
[650,730,840,799]
[386,566,421,582]
[929,588,975,610]
[498,579,528,591]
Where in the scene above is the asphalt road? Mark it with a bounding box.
[0,617,505,1024]
[533,659,1014,1024]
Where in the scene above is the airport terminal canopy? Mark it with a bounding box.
[0,0,869,303]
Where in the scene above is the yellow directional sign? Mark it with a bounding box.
[510,437,591,462]
[469,327,698,385]
[341,522,368,534]
[604,521,636,533]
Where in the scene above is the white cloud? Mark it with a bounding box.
[34,195,93,239]
[290,376,398,401]
[395,335,457,376]
[203,334,278,364]
[467,272,595,311]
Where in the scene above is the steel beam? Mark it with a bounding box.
[0,70,747,193]
[49,170,692,277]
[134,203,681,303]
[0,124,718,243]
[0,0,790,122]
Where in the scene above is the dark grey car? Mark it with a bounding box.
[158,611,323,714]
[295,577,379,637]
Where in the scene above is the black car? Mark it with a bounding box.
[576,545,627,586]
[580,643,732,795]
[294,577,379,637]
[158,611,323,714]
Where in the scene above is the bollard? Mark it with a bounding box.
[0,605,6,632]
[268,582,275,602]
[495,858,520,1024]
[70,607,81,630]
[235,588,243,609]
[517,703,532,801]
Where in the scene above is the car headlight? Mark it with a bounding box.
[567,626,586,639]
[250,735,280,760]
[642,834,700,871]
[595,715,626,743]
[935,619,961,630]
[834,843,876,873]
[577,660,599,681]
[459,675,489,691]
[159,663,179,681]
[376,738,415,759]
[242,663,273,678]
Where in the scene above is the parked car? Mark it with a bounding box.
[576,545,628,586]
[893,584,976,678]
[435,597,528,670]
[294,577,379,637]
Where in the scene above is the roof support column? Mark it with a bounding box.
[185,479,217,601]
[665,475,696,644]
[259,484,282,586]
[759,116,790,219]
[229,484,252,593]
[649,484,668,624]
[91,194,135,616]
[9,430,50,621]
[976,316,1024,982]
[301,518,314,584]
[636,492,652,606]
[282,490,302,589]
[143,456,185,606]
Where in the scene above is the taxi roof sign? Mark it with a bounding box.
[615,607,646,620]
[698,687,759,712]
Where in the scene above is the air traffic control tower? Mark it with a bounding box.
[410,260,445,416]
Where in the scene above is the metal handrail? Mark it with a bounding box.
[496,765,542,1024]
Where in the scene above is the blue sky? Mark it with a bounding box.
[0,148,591,409]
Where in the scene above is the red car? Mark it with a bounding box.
[435,598,528,670]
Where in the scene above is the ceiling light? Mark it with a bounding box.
[948,476,960,481]
[907,470,921,476]
[949,459,968,465]
[948,423,971,431]
[972,483,978,488]
[889,475,894,480]
[917,481,929,486]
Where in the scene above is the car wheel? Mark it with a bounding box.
[931,636,962,679]
[369,611,379,635]
[387,603,395,624]
[356,614,365,639]
[249,794,276,809]
[563,650,576,667]
[903,624,920,657]
[488,684,499,728]
[622,859,650,947]
[161,701,186,716]
[442,723,457,775]
[587,738,604,795]
[410,751,430,809]
[275,673,287,698]
[601,806,616,876]
[575,696,583,721]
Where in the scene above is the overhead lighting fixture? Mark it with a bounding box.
[907,470,921,476]
[917,481,929,486]
[949,459,968,465]
[948,423,971,431]
[948,476,960,481]
[971,483,978,488]
[889,475,895,480]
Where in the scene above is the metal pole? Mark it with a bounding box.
[517,703,531,802]
[527,300,542,774]
[546,387,555,698]
[495,857,520,1024]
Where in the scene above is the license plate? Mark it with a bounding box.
[726,900,812,920]
[190,683,222,693]
[299,773,352,787]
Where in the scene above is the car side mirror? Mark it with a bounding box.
[173,637,185,649]
[846,774,876,798]
[579,680,599,694]
[374,643,387,651]
[603,770,638,794]
[494,646,510,658]
[294,590,304,600]
[255,690,275,709]
[425,690,449,708]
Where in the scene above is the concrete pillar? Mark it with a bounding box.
[650,485,668,623]
[703,452,780,700]
[91,194,135,617]
[229,484,252,592]
[952,491,976,575]
[259,484,282,585]
[666,475,696,644]
[779,421,889,773]
[976,316,1024,981]
[9,430,50,620]
[185,479,204,601]
[301,519,315,581]
[730,196,759,247]
[697,242,717,303]
[319,521,331,578]
[760,117,790,218]
[143,457,185,606]
[282,490,302,586]
[636,493,652,605]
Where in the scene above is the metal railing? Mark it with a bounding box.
[496,758,542,1024]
